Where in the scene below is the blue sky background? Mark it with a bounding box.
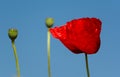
[0,0,120,77]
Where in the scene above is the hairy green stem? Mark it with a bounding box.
[85,53,90,77]
[12,41,20,77]
[47,28,51,77]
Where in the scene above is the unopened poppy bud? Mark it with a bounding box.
[8,28,18,41]
[45,17,54,28]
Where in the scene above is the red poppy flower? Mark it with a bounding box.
[50,17,102,54]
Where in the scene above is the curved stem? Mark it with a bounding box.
[12,41,20,77]
[85,53,90,77]
[47,28,51,77]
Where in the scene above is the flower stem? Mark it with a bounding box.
[11,41,20,77]
[85,53,90,77]
[47,28,51,77]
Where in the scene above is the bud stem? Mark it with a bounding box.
[47,28,51,77]
[11,41,20,77]
[85,53,90,77]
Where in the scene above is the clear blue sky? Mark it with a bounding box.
[0,0,120,77]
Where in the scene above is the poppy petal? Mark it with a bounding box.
[50,17,102,54]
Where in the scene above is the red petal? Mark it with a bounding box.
[50,17,102,54]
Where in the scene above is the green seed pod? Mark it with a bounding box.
[8,28,18,41]
[45,17,54,28]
